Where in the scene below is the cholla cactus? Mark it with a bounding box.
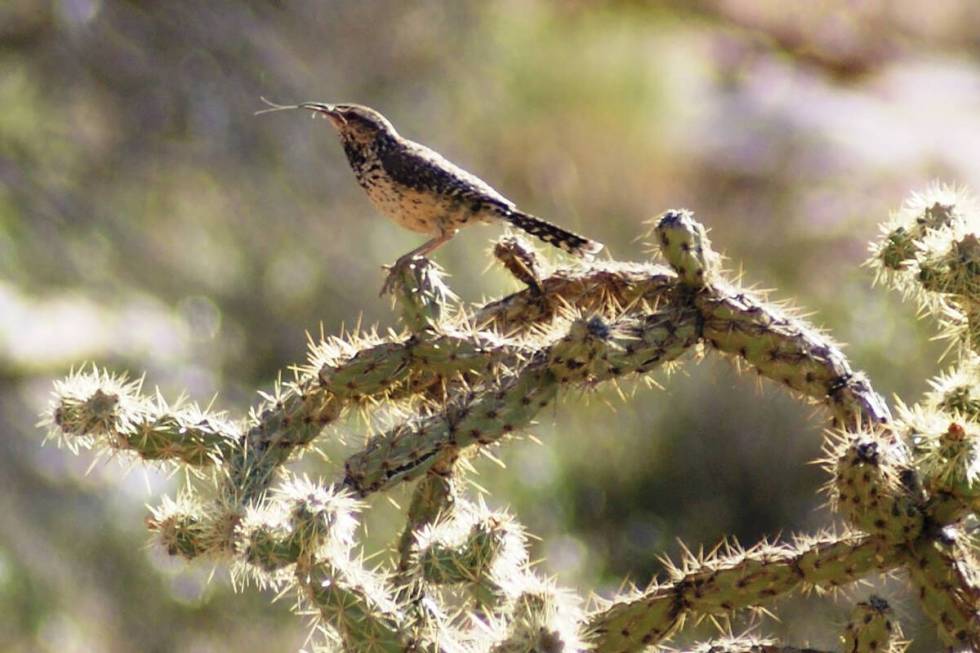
[840,596,907,653]
[869,184,980,351]
[40,191,980,651]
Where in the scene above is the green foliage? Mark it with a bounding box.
[42,194,980,651]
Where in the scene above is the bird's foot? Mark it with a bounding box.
[380,255,422,296]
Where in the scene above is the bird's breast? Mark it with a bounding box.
[359,177,494,235]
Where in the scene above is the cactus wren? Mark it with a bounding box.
[258,100,603,292]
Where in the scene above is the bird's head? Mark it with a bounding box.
[299,103,397,145]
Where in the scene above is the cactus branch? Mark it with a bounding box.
[389,256,458,331]
[474,260,677,332]
[676,640,830,653]
[826,429,923,542]
[906,527,980,649]
[296,555,413,652]
[45,367,239,466]
[396,458,460,579]
[696,283,890,428]
[342,307,700,496]
[841,596,907,653]
[585,533,902,652]
[654,209,720,287]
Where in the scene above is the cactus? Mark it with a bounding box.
[824,430,923,543]
[585,532,902,651]
[839,595,907,653]
[907,527,980,649]
[41,189,980,651]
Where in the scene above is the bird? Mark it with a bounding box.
[257,99,603,293]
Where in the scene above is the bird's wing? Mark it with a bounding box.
[379,139,515,211]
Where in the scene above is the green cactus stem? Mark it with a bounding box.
[233,481,416,651]
[239,481,358,572]
[296,555,413,653]
[225,210,888,515]
[396,456,459,578]
[224,375,344,507]
[146,499,215,559]
[907,417,980,523]
[585,533,902,653]
[918,233,980,352]
[868,185,980,352]
[917,233,980,298]
[872,197,961,276]
[387,256,457,331]
[413,503,528,609]
[242,521,304,573]
[225,328,528,509]
[343,364,558,496]
[45,367,238,466]
[907,527,980,649]
[488,579,585,653]
[925,359,980,421]
[840,595,905,653]
[654,209,720,287]
[696,284,889,428]
[343,309,699,496]
[829,431,923,542]
[646,209,889,429]
[316,341,414,401]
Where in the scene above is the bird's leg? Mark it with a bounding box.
[380,230,455,296]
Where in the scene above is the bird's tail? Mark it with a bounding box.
[504,210,603,258]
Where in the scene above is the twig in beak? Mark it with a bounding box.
[254,97,302,116]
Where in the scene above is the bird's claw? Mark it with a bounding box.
[379,256,416,296]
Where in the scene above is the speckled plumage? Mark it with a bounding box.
[302,103,603,270]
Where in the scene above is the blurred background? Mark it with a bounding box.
[3,1,980,650]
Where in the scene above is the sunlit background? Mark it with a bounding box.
[4,1,980,651]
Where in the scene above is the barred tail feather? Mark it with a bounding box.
[504,210,603,259]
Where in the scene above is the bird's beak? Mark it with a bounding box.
[254,97,342,126]
[299,102,346,127]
